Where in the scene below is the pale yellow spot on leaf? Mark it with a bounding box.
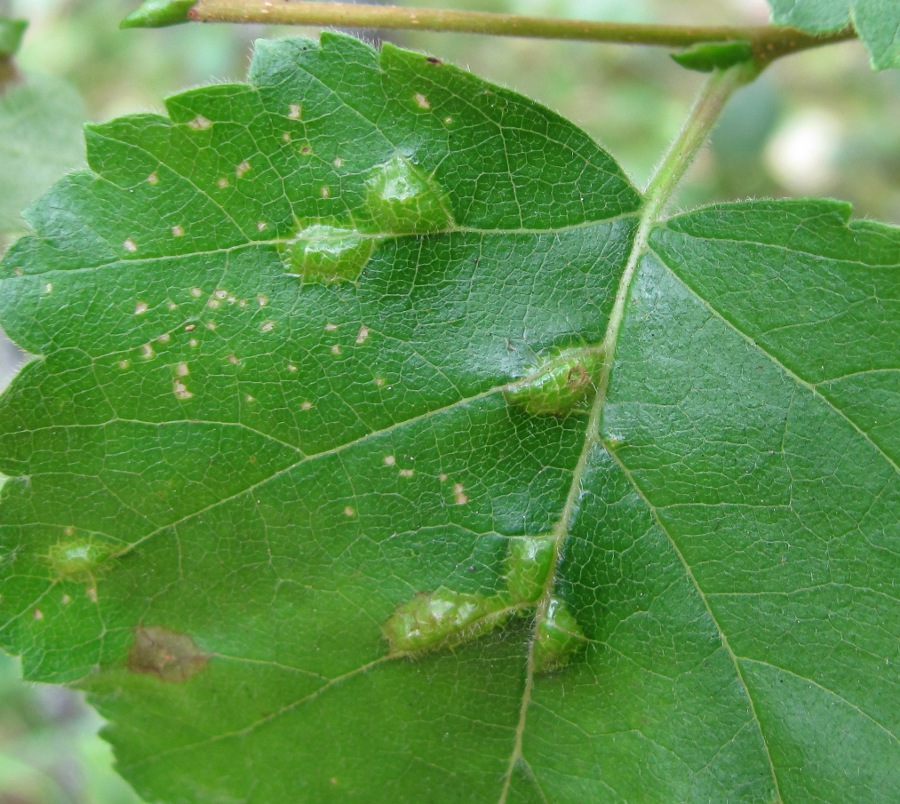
[453,483,468,505]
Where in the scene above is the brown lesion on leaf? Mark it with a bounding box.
[127,626,209,683]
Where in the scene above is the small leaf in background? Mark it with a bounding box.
[0,17,27,59]
[0,73,85,236]
[0,33,897,802]
[768,0,900,70]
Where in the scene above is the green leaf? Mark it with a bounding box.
[0,34,897,802]
[0,17,27,58]
[0,73,85,236]
[768,0,900,70]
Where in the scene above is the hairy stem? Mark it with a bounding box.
[124,1,856,65]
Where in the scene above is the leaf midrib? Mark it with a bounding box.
[4,210,639,283]
[497,63,786,800]
[496,157,663,801]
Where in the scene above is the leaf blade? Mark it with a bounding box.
[0,33,896,802]
[767,0,900,70]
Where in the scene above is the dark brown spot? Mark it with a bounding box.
[127,626,209,683]
[426,56,441,65]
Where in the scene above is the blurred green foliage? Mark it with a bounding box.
[0,1,896,801]
[0,653,142,802]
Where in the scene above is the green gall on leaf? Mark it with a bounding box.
[383,587,512,654]
[120,0,196,29]
[505,535,556,603]
[46,538,114,580]
[279,224,376,283]
[503,346,604,416]
[364,154,454,235]
[671,41,754,72]
[533,597,587,674]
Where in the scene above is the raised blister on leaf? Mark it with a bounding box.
[533,597,586,674]
[278,223,376,283]
[504,346,604,416]
[46,538,114,581]
[365,154,454,234]
[383,587,511,654]
[505,535,556,603]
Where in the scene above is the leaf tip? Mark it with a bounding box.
[670,40,754,72]
[120,0,196,29]
[0,17,28,58]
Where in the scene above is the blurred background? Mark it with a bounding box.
[0,0,897,800]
